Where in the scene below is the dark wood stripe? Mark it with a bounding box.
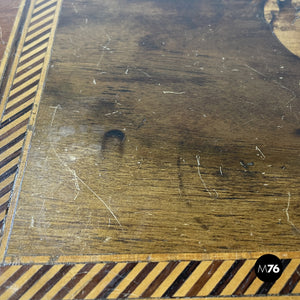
[4,93,35,115]
[0,219,4,233]
[162,261,201,297]
[15,58,44,78]
[1,105,33,129]
[0,265,31,296]
[118,262,158,298]
[8,80,39,102]
[141,261,180,298]
[23,28,51,48]
[52,263,95,300]
[96,262,138,299]
[256,259,291,295]
[74,263,116,299]
[35,0,52,9]
[11,69,42,91]
[280,263,300,294]
[27,19,53,37]
[0,165,18,183]
[21,38,49,58]
[31,264,74,300]
[0,200,9,214]
[210,259,246,296]
[0,182,13,199]
[17,47,47,68]
[8,265,53,300]
[32,2,57,18]
[0,148,22,169]
[0,118,29,141]
[0,132,26,154]
[233,266,256,296]
[0,265,12,275]
[186,260,223,297]
[29,11,55,28]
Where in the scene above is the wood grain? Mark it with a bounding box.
[5,0,300,258]
[0,0,21,62]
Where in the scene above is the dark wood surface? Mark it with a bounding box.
[5,0,300,257]
[0,0,21,62]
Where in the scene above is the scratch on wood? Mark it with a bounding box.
[97,32,111,68]
[285,191,300,234]
[51,147,123,228]
[196,155,212,197]
[163,90,185,95]
[255,145,265,159]
[50,105,62,127]
[49,105,122,228]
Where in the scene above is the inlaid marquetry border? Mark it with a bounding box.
[0,0,63,259]
[0,252,300,299]
[0,0,300,299]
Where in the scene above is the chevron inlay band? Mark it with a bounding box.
[0,257,300,299]
[0,0,63,253]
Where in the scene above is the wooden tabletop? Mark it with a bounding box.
[0,0,299,299]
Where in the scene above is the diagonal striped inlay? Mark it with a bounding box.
[0,256,299,299]
[0,0,63,253]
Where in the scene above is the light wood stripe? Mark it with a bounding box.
[19,43,48,63]
[293,276,300,294]
[151,261,190,298]
[40,264,85,300]
[5,252,300,265]
[0,265,23,285]
[200,260,234,296]
[22,34,50,55]
[173,261,209,297]
[0,265,43,299]
[0,112,31,138]
[5,87,37,110]
[13,63,43,85]
[30,5,56,23]
[0,142,23,167]
[32,1,57,16]
[221,259,255,296]
[0,128,27,152]
[269,259,300,295]
[0,188,11,202]
[36,0,50,5]
[7,77,39,99]
[0,125,26,151]
[86,263,126,299]
[24,23,52,42]
[0,172,17,192]
[33,0,57,15]
[108,262,149,299]
[244,275,264,295]
[2,101,34,124]
[62,264,105,300]
[128,262,169,298]
[27,14,54,33]
[18,264,66,300]
[16,53,46,73]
